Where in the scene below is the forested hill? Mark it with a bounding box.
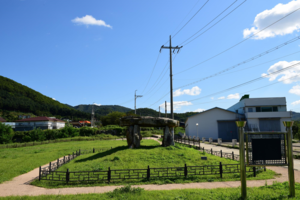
[74,105,132,115]
[73,105,198,122]
[0,76,90,120]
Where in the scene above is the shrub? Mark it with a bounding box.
[79,127,95,136]
[0,122,14,144]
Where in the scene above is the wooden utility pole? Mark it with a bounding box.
[165,101,167,117]
[134,90,143,114]
[159,107,161,117]
[160,36,182,119]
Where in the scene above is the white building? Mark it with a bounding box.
[185,96,291,141]
[15,116,65,131]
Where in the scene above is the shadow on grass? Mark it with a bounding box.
[75,145,161,163]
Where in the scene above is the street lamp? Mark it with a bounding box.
[196,123,198,139]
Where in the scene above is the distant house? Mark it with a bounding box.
[0,117,6,122]
[15,116,65,131]
[185,96,291,141]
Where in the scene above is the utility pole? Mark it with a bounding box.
[159,106,160,117]
[165,101,167,118]
[134,90,143,114]
[160,35,182,119]
[160,36,182,145]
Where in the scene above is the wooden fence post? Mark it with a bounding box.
[147,165,150,181]
[57,159,59,168]
[220,162,223,179]
[93,148,95,153]
[39,166,41,181]
[220,150,222,158]
[66,169,69,184]
[49,162,51,173]
[184,164,187,178]
[253,167,256,177]
[232,152,234,160]
[108,167,111,183]
[211,148,213,155]
[203,147,204,153]
[79,149,81,155]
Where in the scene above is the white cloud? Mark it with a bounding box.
[211,97,214,100]
[292,99,300,105]
[227,93,240,99]
[52,98,56,100]
[243,0,300,39]
[93,103,101,106]
[262,60,300,84]
[218,93,240,100]
[174,86,201,97]
[194,108,205,112]
[72,15,112,28]
[159,101,192,111]
[289,85,300,95]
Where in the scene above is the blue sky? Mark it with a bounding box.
[1,0,300,113]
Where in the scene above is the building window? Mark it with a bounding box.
[261,107,272,112]
[236,110,238,113]
[256,107,261,112]
[248,108,253,112]
[273,106,278,112]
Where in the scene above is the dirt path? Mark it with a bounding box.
[0,138,298,197]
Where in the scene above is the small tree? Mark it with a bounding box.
[0,122,14,144]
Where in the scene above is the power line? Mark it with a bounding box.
[140,54,178,106]
[174,61,300,105]
[149,61,300,108]
[179,0,239,46]
[170,0,201,36]
[172,0,210,39]
[175,6,300,75]
[173,36,300,89]
[141,53,160,93]
[192,73,300,106]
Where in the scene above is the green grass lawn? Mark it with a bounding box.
[0,139,129,183]
[32,140,276,188]
[0,182,299,200]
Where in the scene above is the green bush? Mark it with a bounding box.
[79,127,95,136]
[0,122,14,144]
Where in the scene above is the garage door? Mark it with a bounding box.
[218,121,238,141]
[259,119,281,131]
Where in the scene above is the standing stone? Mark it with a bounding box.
[133,125,142,148]
[163,126,174,146]
[126,126,134,147]
[218,138,222,145]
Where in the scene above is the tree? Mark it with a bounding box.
[100,111,126,126]
[0,122,14,144]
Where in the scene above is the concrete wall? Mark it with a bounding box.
[186,108,237,140]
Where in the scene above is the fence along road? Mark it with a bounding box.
[0,137,299,197]
[175,137,300,171]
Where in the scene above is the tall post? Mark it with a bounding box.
[236,121,247,200]
[284,121,295,197]
[165,101,167,117]
[160,36,182,146]
[169,35,174,120]
[159,106,160,117]
[134,90,143,115]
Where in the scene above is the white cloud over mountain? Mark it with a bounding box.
[262,60,300,84]
[174,86,201,97]
[194,108,205,112]
[93,103,101,106]
[243,0,300,39]
[160,101,192,111]
[72,15,112,28]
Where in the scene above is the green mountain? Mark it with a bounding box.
[74,104,132,116]
[0,76,90,121]
[72,105,197,122]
